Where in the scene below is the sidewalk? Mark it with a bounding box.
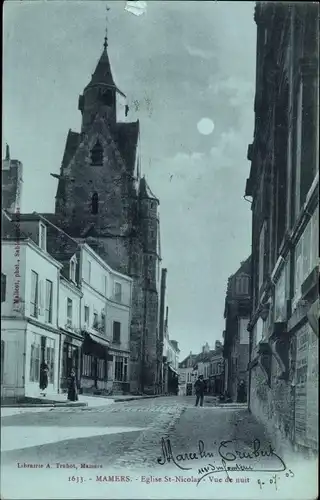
[1,393,166,417]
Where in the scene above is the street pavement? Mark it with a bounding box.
[1,396,316,500]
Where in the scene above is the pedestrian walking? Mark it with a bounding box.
[67,368,79,402]
[39,361,49,396]
[237,380,246,403]
[194,374,205,407]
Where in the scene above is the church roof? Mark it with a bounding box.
[114,121,139,176]
[139,176,159,202]
[61,130,80,170]
[85,46,125,97]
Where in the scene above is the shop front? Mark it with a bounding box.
[80,332,110,394]
[25,322,60,398]
[60,331,83,392]
[167,364,179,395]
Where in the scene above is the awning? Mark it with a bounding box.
[62,333,83,348]
[83,332,110,356]
[86,333,109,348]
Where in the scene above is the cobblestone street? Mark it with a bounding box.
[1,396,316,499]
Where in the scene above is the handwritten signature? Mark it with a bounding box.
[157,438,287,485]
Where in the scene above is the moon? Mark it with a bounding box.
[197,117,215,135]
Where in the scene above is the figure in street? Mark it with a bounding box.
[67,368,79,402]
[39,361,49,396]
[194,374,205,407]
[237,379,246,403]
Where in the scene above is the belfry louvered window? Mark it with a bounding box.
[90,140,103,166]
[91,192,99,214]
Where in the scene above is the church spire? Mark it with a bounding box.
[85,4,116,90]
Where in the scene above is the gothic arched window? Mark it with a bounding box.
[91,192,99,214]
[90,140,103,166]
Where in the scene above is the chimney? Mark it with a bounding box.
[5,143,10,160]
[165,306,169,329]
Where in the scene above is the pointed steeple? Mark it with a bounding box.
[85,4,116,90]
[88,44,116,89]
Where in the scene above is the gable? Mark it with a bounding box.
[62,113,137,179]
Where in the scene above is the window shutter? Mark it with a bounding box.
[39,280,44,311]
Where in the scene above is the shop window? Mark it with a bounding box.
[83,354,94,377]
[30,270,39,318]
[29,333,41,382]
[45,338,55,384]
[97,359,106,379]
[114,356,128,382]
[1,273,6,303]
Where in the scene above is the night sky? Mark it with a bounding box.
[3,1,256,359]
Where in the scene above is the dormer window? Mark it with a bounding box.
[39,222,47,251]
[69,256,77,283]
[90,140,103,166]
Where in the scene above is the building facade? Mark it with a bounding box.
[223,257,251,402]
[162,308,180,394]
[1,223,62,399]
[1,31,163,394]
[208,341,224,396]
[245,3,319,454]
[78,244,132,394]
[178,352,197,396]
[1,211,133,399]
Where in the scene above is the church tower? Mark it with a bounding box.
[53,26,160,394]
[78,37,128,132]
[54,31,140,274]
